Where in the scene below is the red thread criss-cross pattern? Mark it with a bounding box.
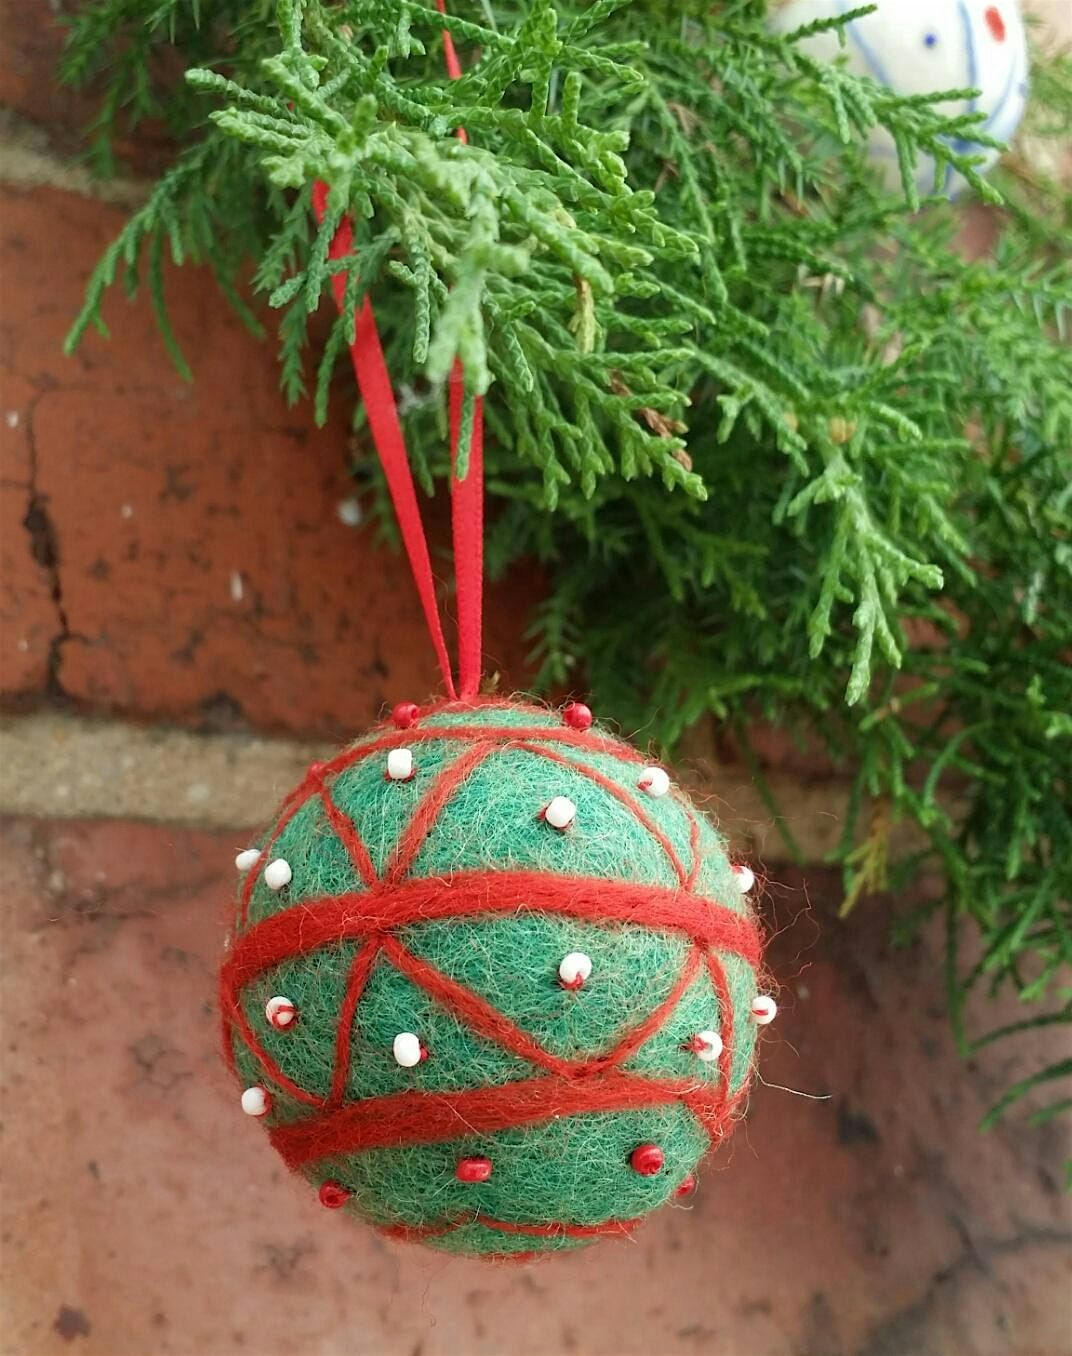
[222,700,762,1211]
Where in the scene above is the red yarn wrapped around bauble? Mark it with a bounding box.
[222,696,774,1259]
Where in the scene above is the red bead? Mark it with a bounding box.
[676,1173,697,1197]
[318,1180,352,1209]
[562,702,593,732]
[985,6,1006,41]
[391,701,420,729]
[455,1155,493,1183]
[629,1144,665,1177]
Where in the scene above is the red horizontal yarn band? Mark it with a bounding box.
[221,870,762,993]
[269,1070,719,1168]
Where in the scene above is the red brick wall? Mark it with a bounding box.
[0,9,532,739]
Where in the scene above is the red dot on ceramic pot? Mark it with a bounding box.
[985,7,1006,42]
[318,1180,352,1209]
[455,1156,493,1183]
[629,1144,665,1176]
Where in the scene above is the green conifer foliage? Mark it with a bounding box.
[63,1,1072,1132]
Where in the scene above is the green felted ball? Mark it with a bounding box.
[222,698,769,1258]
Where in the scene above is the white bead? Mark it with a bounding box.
[558,951,592,986]
[694,1029,724,1063]
[733,864,756,894]
[263,858,293,891]
[392,1032,423,1068]
[544,795,576,830]
[638,766,671,798]
[386,748,414,781]
[240,1086,271,1117]
[235,848,260,872]
[265,996,296,1029]
[752,995,778,1026]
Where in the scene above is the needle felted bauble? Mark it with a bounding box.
[222,697,771,1259]
[771,0,1028,197]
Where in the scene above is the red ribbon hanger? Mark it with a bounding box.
[312,0,484,702]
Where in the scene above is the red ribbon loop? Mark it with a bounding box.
[312,4,483,700]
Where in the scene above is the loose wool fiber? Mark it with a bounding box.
[222,698,766,1258]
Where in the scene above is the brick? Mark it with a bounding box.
[0,371,57,695]
[0,184,532,737]
[0,0,85,145]
[0,0,173,170]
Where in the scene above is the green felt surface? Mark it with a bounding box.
[230,699,764,1255]
[312,1103,707,1237]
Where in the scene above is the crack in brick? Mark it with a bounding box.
[128,1033,193,1092]
[253,1235,318,1285]
[18,821,223,939]
[854,1218,1072,1356]
[21,388,74,699]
